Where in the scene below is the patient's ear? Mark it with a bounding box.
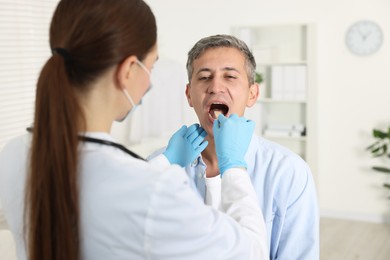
[185,84,194,107]
[246,83,259,107]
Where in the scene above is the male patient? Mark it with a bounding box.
[152,34,319,260]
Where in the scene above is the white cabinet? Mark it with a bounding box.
[232,24,317,172]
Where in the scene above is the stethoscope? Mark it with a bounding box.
[26,127,146,161]
[80,135,145,160]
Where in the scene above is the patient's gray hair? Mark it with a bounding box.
[186,34,256,85]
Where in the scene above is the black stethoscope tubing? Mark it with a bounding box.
[80,135,146,161]
[26,127,146,161]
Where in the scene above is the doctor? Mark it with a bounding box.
[0,1,269,260]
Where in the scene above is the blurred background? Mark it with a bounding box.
[0,0,389,259]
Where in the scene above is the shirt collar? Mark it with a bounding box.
[192,133,258,171]
[244,133,259,177]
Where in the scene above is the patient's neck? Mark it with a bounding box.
[201,141,220,178]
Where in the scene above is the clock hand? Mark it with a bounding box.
[357,27,365,37]
[361,31,372,41]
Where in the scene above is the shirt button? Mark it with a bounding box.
[191,158,198,167]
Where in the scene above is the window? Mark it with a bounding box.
[0,0,57,150]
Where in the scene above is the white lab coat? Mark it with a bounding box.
[0,132,268,260]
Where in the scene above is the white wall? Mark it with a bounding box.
[144,0,390,222]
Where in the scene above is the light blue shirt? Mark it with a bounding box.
[184,134,319,260]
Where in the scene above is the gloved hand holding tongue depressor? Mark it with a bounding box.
[213,114,255,176]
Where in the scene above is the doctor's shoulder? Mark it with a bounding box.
[87,143,189,187]
[0,133,31,156]
[0,134,31,199]
[0,134,31,172]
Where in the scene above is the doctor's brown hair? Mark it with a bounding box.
[26,1,156,260]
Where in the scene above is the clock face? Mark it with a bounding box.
[345,20,383,56]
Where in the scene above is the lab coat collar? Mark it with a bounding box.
[81,132,115,142]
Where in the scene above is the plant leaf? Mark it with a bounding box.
[371,146,381,153]
[373,129,387,139]
[373,144,387,157]
[366,141,380,151]
[255,72,263,84]
[383,183,390,189]
[371,146,386,156]
[372,166,390,173]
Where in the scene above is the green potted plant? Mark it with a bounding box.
[255,72,264,84]
[366,127,390,190]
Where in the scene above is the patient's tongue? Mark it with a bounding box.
[212,110,222,119]
[210,103,228,119]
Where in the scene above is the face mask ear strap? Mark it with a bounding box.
[136,59,151,76]
[116,88,138,122]
[122,88,136,108]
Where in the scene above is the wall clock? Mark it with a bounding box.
[345,20,383,56]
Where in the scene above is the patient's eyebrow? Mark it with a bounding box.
[195,68,212,75]
[222,67,240,73]
[195,67,240,74]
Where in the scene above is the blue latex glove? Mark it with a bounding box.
[213,114,255,176]
[164,124,208,167]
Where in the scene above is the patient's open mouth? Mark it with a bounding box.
[209,103,229,119]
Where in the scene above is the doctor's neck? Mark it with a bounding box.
[77,71,119,133]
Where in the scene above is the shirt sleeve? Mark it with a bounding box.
[222,168,269,260]
[147,153,171,168]
[144,166,269,260]
[276,164,319,260]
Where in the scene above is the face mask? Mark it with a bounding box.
[116,59,152,122]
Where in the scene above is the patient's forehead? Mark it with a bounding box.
[193,47,246,71]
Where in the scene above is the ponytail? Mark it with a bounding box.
[26,54,83,260]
